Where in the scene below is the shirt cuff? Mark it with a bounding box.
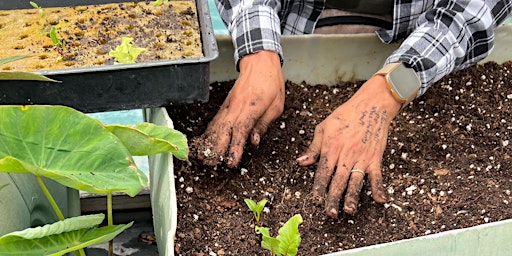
[230,5,283,71]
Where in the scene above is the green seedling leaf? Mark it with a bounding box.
[0,214,132,255]
[255,226,281,255]
[30,1,44,17]
[276,214,302,256]
[49,26,60,46]
[153,0,169,6]
[0,105,148,197]
[244,198,268,222]
[109,37,147,64]
[29,1,39,8]
[106,122,188,160]
[255,214,303,256]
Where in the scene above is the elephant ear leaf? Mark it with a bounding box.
[0,105,147,197]
[106,122,188,160]
[0,214,132,256]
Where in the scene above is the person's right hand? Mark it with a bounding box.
[194,50,285,168]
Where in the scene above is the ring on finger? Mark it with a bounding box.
[350,169,365,175]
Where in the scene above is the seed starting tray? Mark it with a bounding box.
[0,0,218,113]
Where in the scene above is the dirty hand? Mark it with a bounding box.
[195,50,284,167]
[297,75,402,218]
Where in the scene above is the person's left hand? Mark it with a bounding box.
[297,75,402,218]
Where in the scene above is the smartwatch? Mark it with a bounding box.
[373,62,422,110]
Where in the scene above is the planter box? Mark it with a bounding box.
[0,0,218,113]
[158,25,512,255]
[0,173,80,236]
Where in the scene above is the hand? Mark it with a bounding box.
[194,50,284,167]
[297,75,401,218]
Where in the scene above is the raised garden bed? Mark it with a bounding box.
[167,60,512,255]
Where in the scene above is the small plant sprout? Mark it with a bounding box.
[255,214,303,256]
[244,198,268,222]
[109,37,147,64]
[29,1,44,17]
[49,26,72,60]
[153,0,169,6]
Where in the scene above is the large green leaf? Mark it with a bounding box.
[107,122,188,160]
[0,214,132,256]
[0,105,147,196]
[0,71,60,82]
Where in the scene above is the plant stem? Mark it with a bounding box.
[108,192,114,256]
[37,176,87,256]
[36,176,65,221]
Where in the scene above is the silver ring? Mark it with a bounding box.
[350,169,365,175]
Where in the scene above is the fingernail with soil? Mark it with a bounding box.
[326,208,338,219]
[252,133,260,145]
[344,203,357,215]
[296,155,308,162]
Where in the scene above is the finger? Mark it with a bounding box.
[250,102,284,146]
[297,125,324,166]
[197,105,235,166]
[343,167,366,215]
[311,137,340,206]
[367,163,387,204]
[226,113,258,167]
[324,161,351,219]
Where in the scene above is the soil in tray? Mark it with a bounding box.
[166,61,512,255]
[0,0,202,72]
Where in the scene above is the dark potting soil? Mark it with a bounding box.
[166,61,512,255]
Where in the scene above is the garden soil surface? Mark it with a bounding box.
[166,61,512,255]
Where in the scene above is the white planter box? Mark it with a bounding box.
[156,24,512,256]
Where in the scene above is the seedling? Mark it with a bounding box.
[30,1,44,17]
[245,198,268,222]
[49,26,72,60]
[153,0,169,6]
[255,214,303,256]
[109,37,147,64]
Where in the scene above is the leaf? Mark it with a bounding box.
[0,214,132,256]
[50,26,59,46]
[0,183,8,192]
[0,71,59,82]
[29,1,39,8]
[106,122,188,160]
[109,37,147,64]
[276,214,303,256]
[0,105,148,197]
[255,226,281,256]
[0,56,31,66]
[244,198,257,211]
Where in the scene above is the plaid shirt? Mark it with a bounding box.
[215,0,512,96]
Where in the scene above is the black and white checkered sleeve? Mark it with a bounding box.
[215,0,283,70]
[386,0,512,97]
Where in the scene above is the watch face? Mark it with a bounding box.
[388,64,421,100]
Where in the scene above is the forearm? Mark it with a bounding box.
[386,0,512,97]
[215,0,283,69]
